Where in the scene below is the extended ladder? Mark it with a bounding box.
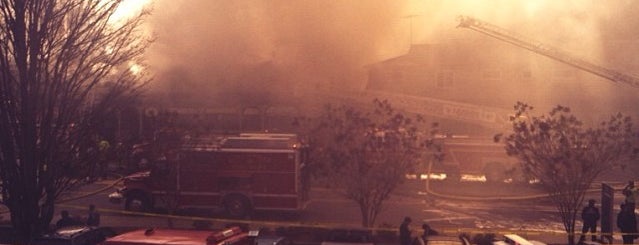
[457,15,639,89]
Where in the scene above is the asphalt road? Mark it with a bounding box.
[0,178,630,244]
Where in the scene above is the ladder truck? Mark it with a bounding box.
[457,15,639,89]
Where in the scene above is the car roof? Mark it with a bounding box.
[102,229,215,245]
[39,226,111,239]
[102,227,249,245]
[33,226,115,245]
[426,235,469,245]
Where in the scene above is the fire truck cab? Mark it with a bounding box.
[110,133,309,218]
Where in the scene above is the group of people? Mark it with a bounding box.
[579,180,639,245]
[55,204,101,229]
[397,180,639,245]
[399,216,438,245]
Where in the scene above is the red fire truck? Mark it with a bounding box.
[110,133,309,218]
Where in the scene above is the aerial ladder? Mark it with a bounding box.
[457,15,639,89]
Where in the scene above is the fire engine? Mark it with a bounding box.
[110,133,309,218]
[446,15,639,182]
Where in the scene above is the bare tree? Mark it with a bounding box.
[0,0,149,242]
[496,102,638,245]
[297,99,439,227]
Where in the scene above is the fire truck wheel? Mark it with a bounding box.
[125,194,150,213]
[223,194,251,218]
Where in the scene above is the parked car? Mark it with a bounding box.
[100,226,250,245]
[32,226,117,245]
[493,234,546,245]
[421,235,470,245]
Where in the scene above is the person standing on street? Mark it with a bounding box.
[617,203,637,244]
[399,216,412,245]
[417,223,439,245]
[56,210,75,229]
[579,199,600,244]
[86,204,101,226]
[623,181,638,212]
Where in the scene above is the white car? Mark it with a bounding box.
[420,235,470,245]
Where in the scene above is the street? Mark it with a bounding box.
[0,178,628,244]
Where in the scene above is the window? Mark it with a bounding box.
[437,71,454,88]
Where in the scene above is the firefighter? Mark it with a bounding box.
[399,216,412,245]
[579,199,600,244]
[56,210,76,229]
[617,203,638,244]
[97,139,111,179]
[623,181,638,212]
[86,204,101,226]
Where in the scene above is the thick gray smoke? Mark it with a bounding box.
[145,0,404,107]
[143,0,639,123]
[405,0,639,122]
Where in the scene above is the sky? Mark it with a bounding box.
[119,0,639,123]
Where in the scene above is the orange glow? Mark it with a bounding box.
[129,63,142,75]
[522,0,545,17]
[110,0,151,23]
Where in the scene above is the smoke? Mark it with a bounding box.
[143,0,639,121]
[144,0,406,106]
[404,0,639,121]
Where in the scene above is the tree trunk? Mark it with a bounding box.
[566,214,577,245]
[360,203,371,228]
[567,234,575,245]
[11,195,45,244]
[7,163,56,244]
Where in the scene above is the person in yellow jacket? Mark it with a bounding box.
[96,139,111,179]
